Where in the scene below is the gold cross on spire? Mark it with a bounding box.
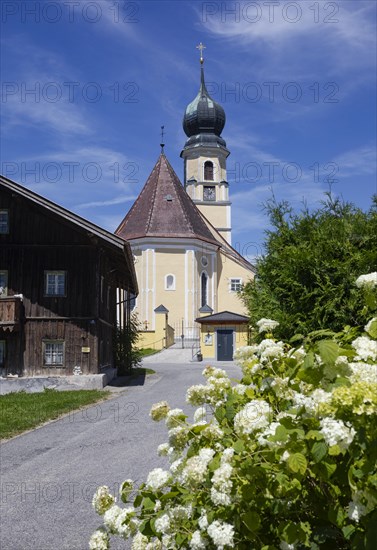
[196,42,206,65]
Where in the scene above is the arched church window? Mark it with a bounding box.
[204,161,214,181]
[165,274,175,291]
[201,272,208,307]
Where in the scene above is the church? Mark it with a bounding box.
[116,47,255,360]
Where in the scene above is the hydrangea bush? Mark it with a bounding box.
[90,275,377,549]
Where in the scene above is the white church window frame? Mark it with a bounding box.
[165,274,176,291]
[230,278,243,293]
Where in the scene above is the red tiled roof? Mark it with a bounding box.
[115,153,220,247]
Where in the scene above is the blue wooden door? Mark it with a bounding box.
[217,329,233,361]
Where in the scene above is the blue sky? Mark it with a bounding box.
[1,0,376,261]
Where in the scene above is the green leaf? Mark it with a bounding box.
[303,351,315,370]
[305,430,323,441]
[234,439,245,453]
[328,444,341,456]
[142,497,155,510]
[287,453,307,475]
[366,319,377,339]
[317,340,339,365]
[311,441,328,463]
[245,387,255,399]
[342,524,356,540]
[242,511,261,532]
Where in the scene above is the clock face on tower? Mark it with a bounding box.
[203,186,216,201]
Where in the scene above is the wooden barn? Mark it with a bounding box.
[0,175,138,377]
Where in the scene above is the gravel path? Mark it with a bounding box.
[0,359,241,550]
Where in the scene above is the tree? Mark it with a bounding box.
[241,194,377,340]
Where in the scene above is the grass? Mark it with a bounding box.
[132,367,155,376]
[138,347,160,357]
[0,388,110,440]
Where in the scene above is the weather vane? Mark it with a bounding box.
[160,125,165,153]
[196,42,206,65]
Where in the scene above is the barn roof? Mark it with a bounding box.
[0,174,138,294]
[115,153,220,247]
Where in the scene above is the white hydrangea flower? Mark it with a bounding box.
[280,450,290,462]
[349,362,377,384]
[232,383,248,395]
[170,457,184,474]
[190,530,207,549]
[155,513,171,534]
[320,417,356,450]
[202,423,224,440]
[221,448,235,463]
[194,406,208,423]
[103,505,122,533]
[256,318,279,333]
[145,468,170,491]
[115,506,138,538]
[347,490,374,522]
[180,448,215,487]
[168,426,188,449]
[165,408,186,428]
[157,442,170,456]
[355,272,377,288]
[186,384,209,405]
[149,401,170,421]
[210,486,232,506]
[198,510,209,531]
[258,339,285,362]
[131,532,149,550]
[207,520,235,548]
[352,336,377,361]
[89,529,110,550]
[234,400,270,435]
[257,421,280,446]
[92,485,116,515]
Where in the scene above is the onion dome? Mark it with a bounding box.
[183,65,227,149]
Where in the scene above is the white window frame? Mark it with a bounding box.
[44,271,66,297]
[0,270,8,296]
[165,274,176,291]
[230,278,243,292]
[0,210,9,234]
[43,340,65,367]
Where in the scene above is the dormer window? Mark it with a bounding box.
[204,161,214,181]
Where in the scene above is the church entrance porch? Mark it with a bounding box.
[195,310,250,361]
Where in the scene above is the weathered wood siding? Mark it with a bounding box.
[0,184,134,375]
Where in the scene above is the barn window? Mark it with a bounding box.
[230,278,242,292]
[0,210,9,234]
[0,341,5,367]
[204,161,214,181]
[165,274,175,291]
[44,271,66,296]
[43,341,64,366]
[201,272,208,307]
[0,271,8,296]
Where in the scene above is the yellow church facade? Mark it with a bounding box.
[116,53,255,359]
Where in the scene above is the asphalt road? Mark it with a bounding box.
[0,359,242,550]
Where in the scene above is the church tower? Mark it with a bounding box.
[181,45,232,244]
